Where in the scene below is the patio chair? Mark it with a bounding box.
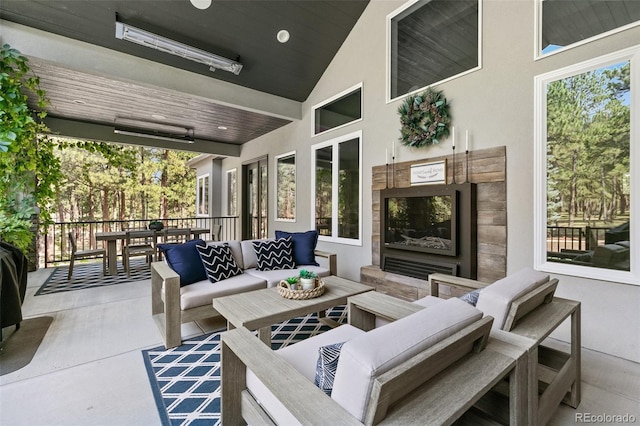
[221,297,530,425]
[211,223,222,241]
[427,268,581,425]
[122,230,155,277]
[156,228,190,261]
[67,232,106,280]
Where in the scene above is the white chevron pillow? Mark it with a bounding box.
[196,243,243,283]
[252,237,295,271]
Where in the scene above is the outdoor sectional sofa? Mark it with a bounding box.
[151,235,336,349]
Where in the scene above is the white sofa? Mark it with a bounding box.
[151,239,336,349]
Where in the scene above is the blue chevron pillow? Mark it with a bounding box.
[314,341,345,396]
[252,238,295,271]
[196,243,243,283]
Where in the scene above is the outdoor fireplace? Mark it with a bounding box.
[381,183,477,280]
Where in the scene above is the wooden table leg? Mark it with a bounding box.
[257,326,271,346]
[106,240,118,275]
[567,304,581,408]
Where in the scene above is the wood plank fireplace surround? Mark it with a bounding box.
[360,146,507,301]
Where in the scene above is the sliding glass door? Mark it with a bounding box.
[243,158,268,240]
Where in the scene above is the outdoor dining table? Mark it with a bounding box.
[96,227,209,275]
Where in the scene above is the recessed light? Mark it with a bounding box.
[277,30,290,43]
[151,114,167,120]
[190,0,212,10]
[217,126,228,130]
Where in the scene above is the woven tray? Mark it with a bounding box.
[277,279,325,300]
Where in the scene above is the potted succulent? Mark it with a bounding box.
[285,276,299,290]
[299,269,317,290]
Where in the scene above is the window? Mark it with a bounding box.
[226,169,237,216]
[275,151,296,222]
[313,84,362,136]
[388,0,482,102]
[534,46,638,285]
[312,131,362,245]
[537,0,640,58]
[197,174,209,216]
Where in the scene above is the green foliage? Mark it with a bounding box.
[54,142,197,222]
[546,62,630,227]
[398,88,450,148]
[299,269,317,279]
[285,276,299,284]
[0,44,62,253]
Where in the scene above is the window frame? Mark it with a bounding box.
[311,130,363,246]
[311,83,363,137]
[534,0,640,61]
[274,150,297,222]
[386,0,483,103]
[533,45,639,285]
[226,168,237,216]
[196,173,209,217]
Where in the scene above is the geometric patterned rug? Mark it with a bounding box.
[141,305,347,426]
[35,258,151,296]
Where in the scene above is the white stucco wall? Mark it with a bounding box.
[224,0,640,362]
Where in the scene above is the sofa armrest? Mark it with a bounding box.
[314,249,337,275]
[428,273,491,297]
[151,261,179,314]
[348,291,423,330]
[151,261,182,348]
[221,327,360,425]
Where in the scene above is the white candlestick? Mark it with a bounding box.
[385,149,388,164]
[451,126,455,148]
[465,130,469,152]
[392,141,395,158]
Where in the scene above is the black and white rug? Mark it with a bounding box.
[142,306,347,426]
[35,258,151,296]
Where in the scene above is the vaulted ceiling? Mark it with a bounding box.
[0,1,369,154]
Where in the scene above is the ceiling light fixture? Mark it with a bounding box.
[115,21,243,75]
[277,30,290,43]
[114,127,195,144]
[190,0,212,10]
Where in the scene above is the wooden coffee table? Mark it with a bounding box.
[212,275,373,345]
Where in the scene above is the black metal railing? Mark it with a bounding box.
[43,216,238,267]
[546,225,610,254]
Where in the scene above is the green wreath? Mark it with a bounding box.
[397,88,450,148]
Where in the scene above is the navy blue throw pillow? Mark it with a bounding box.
[274,230,319,266]
[314,341,345,396]
[156,239,207,286]
[196,243,243,283]
[252,238,295,271]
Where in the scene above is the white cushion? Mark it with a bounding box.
[246,324,365,425]
[475,267,549,330]
[375,295,445,328]
[177,274,266,310]
[245,265,330,288]
[412,295,446,309]
[332,297,482,422]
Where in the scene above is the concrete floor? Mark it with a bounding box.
[0,267,638,425]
